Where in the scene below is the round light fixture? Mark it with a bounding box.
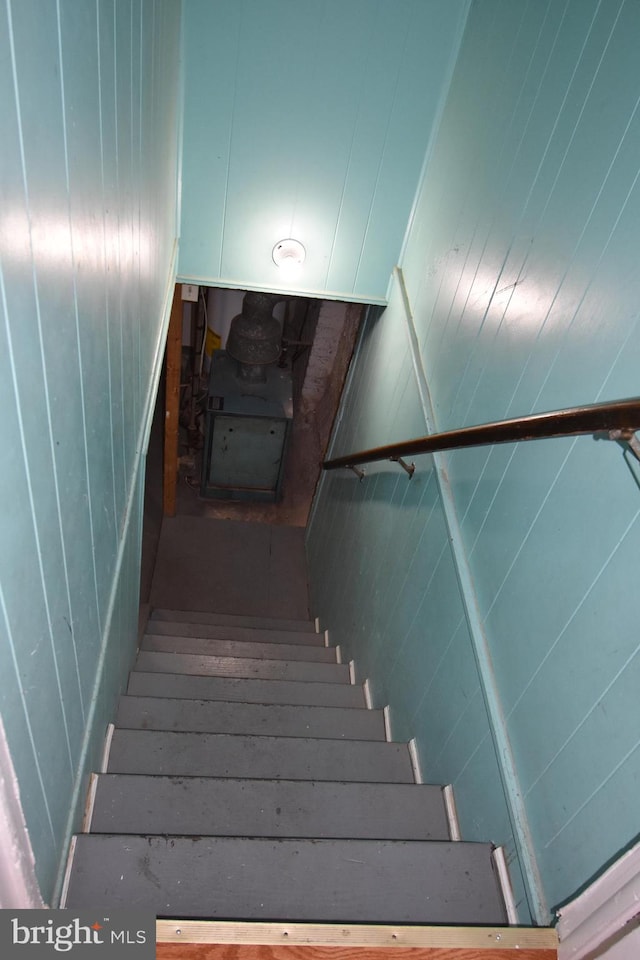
[272,238,306,267]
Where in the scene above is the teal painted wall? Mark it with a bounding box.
[178,0,469,303]
[0,0,182,904]
[308,0,640,922]
[307,283,533,922]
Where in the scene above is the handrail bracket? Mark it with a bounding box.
[606,428,640,463]
[390,456,415,478]
[348,465,366,481]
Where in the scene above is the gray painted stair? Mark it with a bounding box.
[66,835,506,923]
[127,671,365,707]
[89,775,451,839]
[134,649,349,683]
[142,633,336,662]
[106,729,414,781]
[115,695,385,739]
[150,608,317,634]
[65,609,508,925]
[145,619,325,646]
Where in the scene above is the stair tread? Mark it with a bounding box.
[67,601,507,925]
[127,672,365,707]
[65,835,506,924]
[142,633,336,663]
[134,650,350,683]
[115,695,385,740]
[151,609,317,633]
[107,729,414,782]
[145,620,325,646]
[89,774,451,839]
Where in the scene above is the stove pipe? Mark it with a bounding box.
[226,292,283,383]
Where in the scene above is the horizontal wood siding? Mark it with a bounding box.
[0,0,181,903]
[178,0,469,303]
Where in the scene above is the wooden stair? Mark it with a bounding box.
[63,608,509,924]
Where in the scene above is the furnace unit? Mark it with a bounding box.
[201,293,293,502]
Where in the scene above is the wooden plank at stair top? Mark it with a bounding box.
[134,650,350,684]
[89,775,451,840]
[155,920,557,959]
[157,948,556,960]
[146,620,324,646]
[115,696,386,740]
[106,729,415,782]
[142,634,336,663]
[127,671,365,708]
[64,835,507,924]
[150,609,317,634]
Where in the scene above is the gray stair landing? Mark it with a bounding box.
[65,835,506,924]
[142,634,335,662]
[134,650,350,684]
[107,729,415,782]
[127,671,365,708]
[145,620,324,646]
[150,608,317,634]
[115,696,385,740]
[89,775,451,840]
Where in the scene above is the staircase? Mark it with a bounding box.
[63,607,508,924]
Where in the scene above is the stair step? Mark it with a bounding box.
[89,775,451,839]
[65,835,506,923]
[151,608,317,634]
[127,672,365,708]
[142,633,336,663]
[127,670,365,709]
[107,729,414,782]
[134,650,350,684]
[145,620,325,647]
[115,696,385,740]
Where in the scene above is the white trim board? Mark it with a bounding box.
[408,739,423,784]
[493,845,519,926]
[0,713,44,908]
[443,784,460,841]
[557,840,640,959]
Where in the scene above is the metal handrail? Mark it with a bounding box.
[323,397,640,471]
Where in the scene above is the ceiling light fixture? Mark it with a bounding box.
[272,238,306,268]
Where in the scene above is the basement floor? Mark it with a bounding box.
[140,360,314,624]
[148,515,310,620]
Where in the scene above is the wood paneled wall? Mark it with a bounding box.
[0,0,182,904]
[308,0,640,923]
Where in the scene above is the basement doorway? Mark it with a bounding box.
[139,284,364,605]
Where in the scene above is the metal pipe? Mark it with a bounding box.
[323,397,640,471]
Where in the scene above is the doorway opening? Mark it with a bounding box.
[139,284,365,613]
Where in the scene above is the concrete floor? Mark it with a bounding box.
[148,515,310,620]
